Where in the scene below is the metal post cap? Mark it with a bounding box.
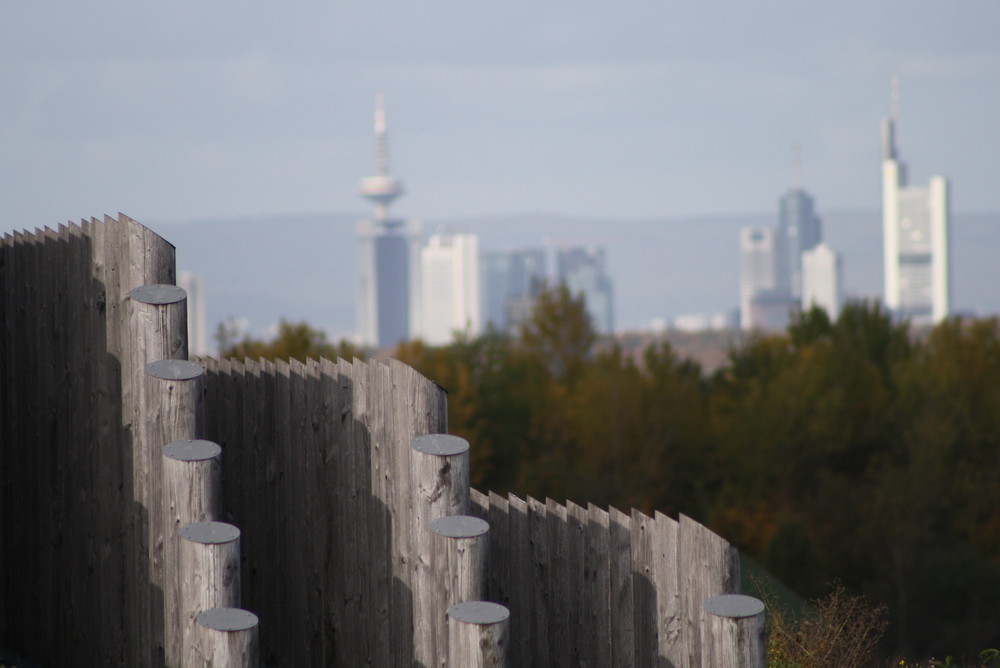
[163,439,221,461]
[129,284,187,305]
[411,434,469,456]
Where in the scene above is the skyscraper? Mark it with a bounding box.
[802,243,842,320]
[419,232,481,345]
[740,226,794,331]
[778,188,822,299]
[178,271,208,356]
[881,80,951,325]
[357,94,422,348]
[481,248,547,333]
[556,246,614,335]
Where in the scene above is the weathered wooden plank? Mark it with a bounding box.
[632,508,656,667]
[272,358,294,663]
[679,514,740,668]
[546,498,570,667]
[565,501,587,667]
[286,358,309,668]
[506,494,530,668]
[653,512,682,667]
[587,503,612,668]
[470,488,488,517]
[344,359,373,666]
[317,358,342,664]
[527,496,550,667]
[303,357,325,662]
[485,491,510,608]
[609,506,634,667]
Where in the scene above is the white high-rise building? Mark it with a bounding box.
[802,243,842,320]
[419,232,481,345]
[740,227,794,331]
[178,271,208,356]
[356,94,422,348]
[881,82,950,325]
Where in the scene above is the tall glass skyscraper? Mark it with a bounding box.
[556,246,614,335]
[481,248,547,333]
[778,188,822,299]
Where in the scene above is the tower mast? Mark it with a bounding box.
[360,93,404,224]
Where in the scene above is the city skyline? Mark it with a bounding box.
[3,3,1000,230]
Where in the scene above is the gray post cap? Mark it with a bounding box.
[146,359,204,380]
[430,515,489,539]
[129,284,187,305]
[447,601,510,625]
[180,521,240,545]
[163,439,221,461]
[704,594,765,618]
[196,607,259,632]
[412,434,469,456]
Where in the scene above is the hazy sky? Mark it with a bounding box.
[3,2,999,230]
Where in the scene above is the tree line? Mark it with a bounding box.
[217,286,1000,660]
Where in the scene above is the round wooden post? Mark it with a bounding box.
[128,284,188,362]
[431,515,489,604]
[143,358,204,664]
[179,521,242,668]
[126,283,189,665]
[411,434,471,519]
[411,434,471,668]
[447,601,510,668]
[428,515,489,667]
[702,594,766,668]
[196,607,259,668]
[163,440,223,668]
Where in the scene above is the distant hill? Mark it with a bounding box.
[151,210,1000,348]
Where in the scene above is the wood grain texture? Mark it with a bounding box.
[447,602,510,668]
[179,522,242,668]
[162,441,223,667]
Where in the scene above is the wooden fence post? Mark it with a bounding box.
[179,521,241,668]
[144,358,204,666]
[196,607,259,668]
[128,284,188,362]
[702,594,766,668]
[411,434,471,519]
[447,601,510,668]
[429,515,490,667]
[163,440,223,668]
[411,434,470,667]
[127,284,189,665]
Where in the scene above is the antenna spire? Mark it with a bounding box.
[792,143,802,190]
[374,91,389,176]
[359,93,405,223]
[890,75,901,123]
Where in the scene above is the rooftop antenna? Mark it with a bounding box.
[792,143,802,191]
[890,75,901,124]
[881,76,902,163]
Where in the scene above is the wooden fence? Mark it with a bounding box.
[0,214,764,666]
